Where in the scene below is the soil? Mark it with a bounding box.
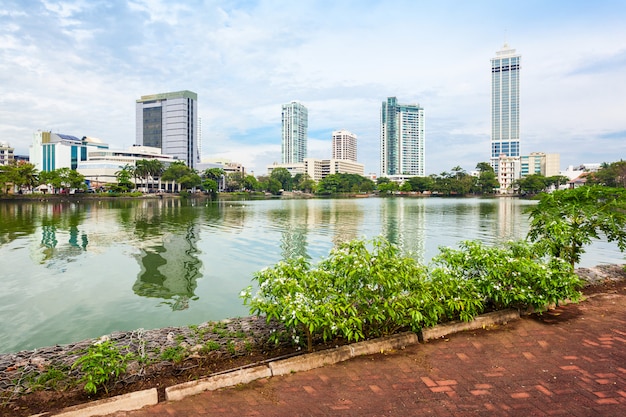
[1,266,624,417]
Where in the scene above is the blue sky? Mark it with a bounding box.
[1,0,625,176]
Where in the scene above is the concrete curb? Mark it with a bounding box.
[420,309,520,341]
[36,310,521,416]
[45,388,157,417]
[165,365,272,402]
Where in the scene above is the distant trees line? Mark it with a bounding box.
[1,159,624,196]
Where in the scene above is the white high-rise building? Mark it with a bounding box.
[136,90,199,169]
[380,97,425,177]
[491,43,521,173]
[281,101,308,164]
[332,129,357,162]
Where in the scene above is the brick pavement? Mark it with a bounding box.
[108,284,626,417]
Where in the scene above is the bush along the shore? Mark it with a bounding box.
[241,237,584,352]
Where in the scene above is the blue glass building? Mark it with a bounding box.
[491,43,521,173]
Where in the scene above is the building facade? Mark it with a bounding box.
[332,129,357,162]
[77,145,175,187]
[136,90,199,169]
[380,97,425,177]
[29,131,108,172]
[281,101,308,164]
[520,152,560,178]
[498,155,520,194]
[267,158,364,182]
[0,142,14,166]
[491,43,521,173]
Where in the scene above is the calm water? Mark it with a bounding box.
[0,197,623,353]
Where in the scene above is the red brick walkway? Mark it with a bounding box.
[109,284,626,416]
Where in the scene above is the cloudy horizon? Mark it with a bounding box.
[1,0,625,176]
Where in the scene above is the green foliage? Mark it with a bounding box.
[201,340,221,353]
[26,365,71,391]
[72,341,131,395]
[270,168,293,191]
[527,186,626,268]
[160,346,187,363]
[430,240,582,312]
[588,160,626,188]
[316,173,374,194]
[243,237,586,352]
[243,237,433,351]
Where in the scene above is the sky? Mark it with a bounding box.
[1,0,626,176]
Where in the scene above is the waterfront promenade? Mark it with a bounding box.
[107,279,626,417]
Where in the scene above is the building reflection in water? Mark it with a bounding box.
[380,198,426,263]
[35,203,89,264]
[129,199,203,311]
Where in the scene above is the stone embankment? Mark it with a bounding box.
[1,264,624,406]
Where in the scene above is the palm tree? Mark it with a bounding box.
[146,159,164,192]
[134,160,149,191]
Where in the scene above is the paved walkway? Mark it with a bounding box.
[109,283,626,416]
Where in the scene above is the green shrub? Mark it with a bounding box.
[430,240,582,312]
[72,341,131,395]
[242,237,585,352]
[242,237,432,351]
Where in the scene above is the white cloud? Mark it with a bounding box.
[1,0,625,175]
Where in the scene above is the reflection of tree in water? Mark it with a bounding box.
[37,203,88,264]
[0,202,38,245]
[129,199,203,310]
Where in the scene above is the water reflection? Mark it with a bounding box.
[380,198,426,263]
[0,202,37,245]
[36,203,89,265]
[123,199,203,310]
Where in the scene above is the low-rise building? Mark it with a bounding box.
[0,141,14,166]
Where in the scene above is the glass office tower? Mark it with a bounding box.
[380,97,425,177]
[136,90,199,169]
[281,101,308,164]
[491,44,521,173]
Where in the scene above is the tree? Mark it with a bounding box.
[0,162,18,194]
[267,178,282,195]
[243,175,258,191]
[527,186,626,268]
[202,178,218,197]
[588,160,626,188]
[270,168,293,191]
[475,162,499,194]
[406,176,435,193]
[226,172,245,192]
[115,165,135,192]
[516,174,548,195]
[15,162,39,192]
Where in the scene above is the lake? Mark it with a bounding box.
[0,196,623,353]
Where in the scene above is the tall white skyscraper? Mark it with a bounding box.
[332,129,357,162]
[281,101,308,164]
[491,43,521,172]
[380,97,425,177]
[136,90,199,169]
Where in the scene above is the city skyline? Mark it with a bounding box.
[1,1,625,175]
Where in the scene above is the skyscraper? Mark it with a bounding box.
[332,129,357,162]
[490,43,520,172]
[136,90,199,169]
[281,101,308,164]
[380,97,425,177]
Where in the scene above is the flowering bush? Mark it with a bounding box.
[430,240,582,313]
[242,237,583,351]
